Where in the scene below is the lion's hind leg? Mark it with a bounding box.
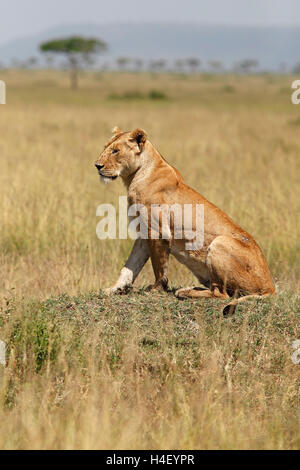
[175,285,229,300]
[206,235,275,316]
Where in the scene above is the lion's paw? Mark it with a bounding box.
[103,287,116,296]
[175,287,194,298]
[104,285,132,296]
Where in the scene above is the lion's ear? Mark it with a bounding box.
[129,128,147,151]
[112,126,123,135]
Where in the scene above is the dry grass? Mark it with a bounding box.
[0,70,299,449]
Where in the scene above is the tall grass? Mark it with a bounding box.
[0,70,299,449]
[0,292,299,449]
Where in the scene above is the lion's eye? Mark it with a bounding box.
[111,148,119,154]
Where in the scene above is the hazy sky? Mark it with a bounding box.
[1,0,300,45]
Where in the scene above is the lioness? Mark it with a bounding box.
[95,127,275,315]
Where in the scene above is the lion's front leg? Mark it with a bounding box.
[146,239,170,291]
[105,238,149,294]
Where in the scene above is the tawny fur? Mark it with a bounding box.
[95,128,275,315]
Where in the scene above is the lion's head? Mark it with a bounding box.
[95,127,147,183]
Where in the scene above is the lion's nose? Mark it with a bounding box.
[95,163,104,170]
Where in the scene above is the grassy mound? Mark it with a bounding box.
[0,290,299,449]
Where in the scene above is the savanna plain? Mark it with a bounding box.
[0,69,299,449]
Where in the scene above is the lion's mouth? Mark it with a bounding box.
[99,172,118,180]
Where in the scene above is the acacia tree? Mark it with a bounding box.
[208,60,223,74]
[185,58,201,74]
[134,58,143,72]
[292,63,300,74]
[149,59,166,73]
[116,57,131,71]
[235,59,259,75]
[174,59,185,74]
[27,56,38,68]
[40,36,107,89]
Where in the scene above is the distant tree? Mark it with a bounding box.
[116,57,131,71]
[208,60,224,74]
[45,53,56,69]
[156,59,166,72]
[174,59,185,73]
[20,60,28,69]
[149,59,166,73]
[27,56,38,68]
[185,58,201,73]
[40,36,107,89]
[292,62,300,74]
[235,59,259,75]
[134,58,144,72]
[278,62,287,74]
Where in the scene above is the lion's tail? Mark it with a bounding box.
[223,293,274,316]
